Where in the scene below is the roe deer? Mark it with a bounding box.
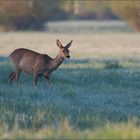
[8,39,73,87]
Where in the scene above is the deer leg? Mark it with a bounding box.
[8,71,16,83]
[8,71,15,81]
[15,69,21,83]
[8,71,14,79]
[33,74,39,87]
[11,73,16,82]
[44,75,51,86]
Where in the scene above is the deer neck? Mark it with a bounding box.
[49,54,64,71]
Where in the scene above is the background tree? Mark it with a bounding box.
[110,1,140,31]
[0,1,32,30]
[0,0,64,30]
[0,0,140,31]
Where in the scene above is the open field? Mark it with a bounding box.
[0,32,140,59]
[0,32,140,138]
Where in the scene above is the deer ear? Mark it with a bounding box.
[56,39,62,48]
[66,40,73,49]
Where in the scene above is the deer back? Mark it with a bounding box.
[10,48,52,73]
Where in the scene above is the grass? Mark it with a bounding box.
[0,32,140,138]
[1,121,140,139]
[0,58,140,138]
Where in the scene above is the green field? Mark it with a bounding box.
[0,32,140,138]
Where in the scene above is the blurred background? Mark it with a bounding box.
[0,0,139,32]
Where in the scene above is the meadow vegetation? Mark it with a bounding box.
[0,33,140,138]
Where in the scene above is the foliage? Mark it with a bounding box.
[0,1,117,31]
[62,1,117,20]
[110,1,140,31]
[0,0,64,30]
[0,1,140,31]
[0,1,32,30]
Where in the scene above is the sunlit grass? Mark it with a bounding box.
[0,32,140,59]
[0,120,140,139]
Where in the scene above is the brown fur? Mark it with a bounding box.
[8,39,73,86]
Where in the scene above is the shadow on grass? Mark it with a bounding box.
[0,57,140,130]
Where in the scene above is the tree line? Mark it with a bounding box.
[0,0,140,31]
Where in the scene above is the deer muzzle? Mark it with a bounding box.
[67,55,70,58]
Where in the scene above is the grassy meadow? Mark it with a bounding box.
[0,32,140,138]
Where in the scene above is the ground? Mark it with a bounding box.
[0,32,140,138]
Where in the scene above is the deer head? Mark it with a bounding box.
[56,39,73,59]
